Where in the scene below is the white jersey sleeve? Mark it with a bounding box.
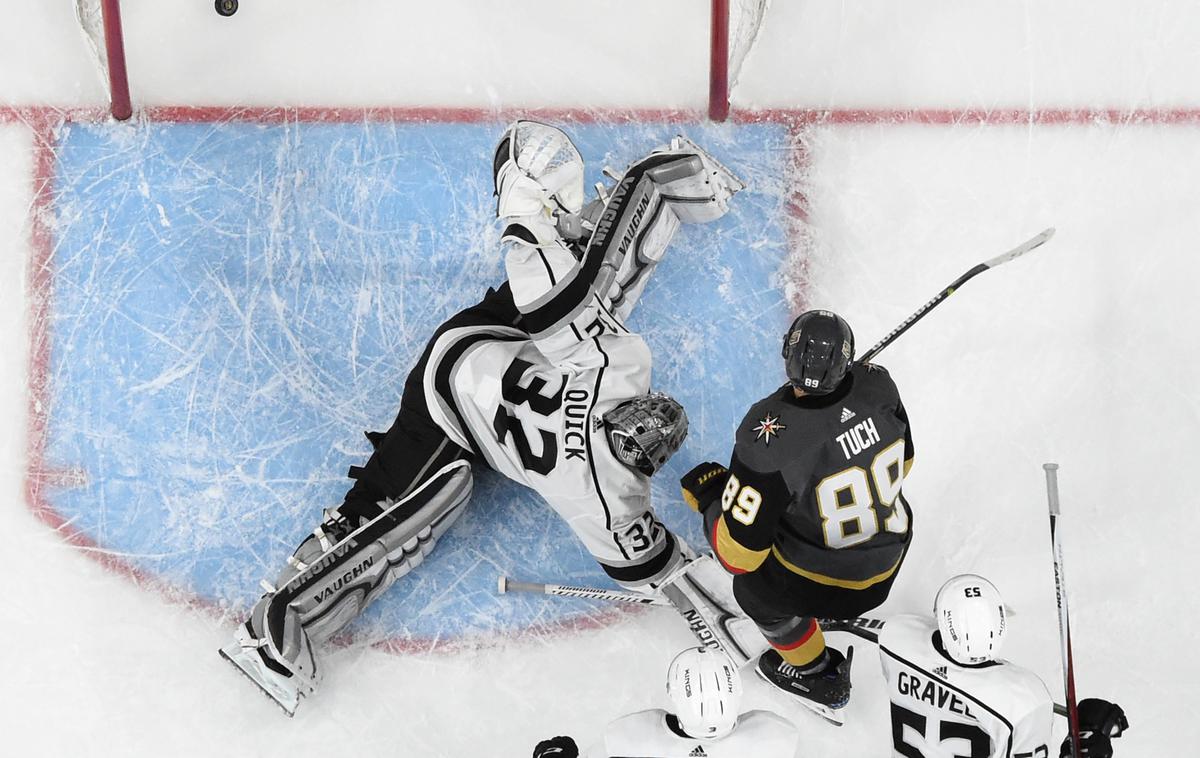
[879,615,1055,758]
[593,708,799,758]
[500,149,685,370]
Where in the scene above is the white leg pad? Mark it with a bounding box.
[661,555,769,668]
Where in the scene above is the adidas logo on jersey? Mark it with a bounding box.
[840,407,855,423]
[934,665,948,679]
[689,747,708,757]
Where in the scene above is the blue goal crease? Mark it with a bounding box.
[46,120,795,639]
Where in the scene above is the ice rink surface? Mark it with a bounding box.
[4,2,1199,756]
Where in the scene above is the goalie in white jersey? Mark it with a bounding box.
[533,647,799,758]
[880,575,1128,758]
[219,120,746,715]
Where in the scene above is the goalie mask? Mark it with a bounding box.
[666,646,743,740]
[492,120,585,219]
[603,393,688,477]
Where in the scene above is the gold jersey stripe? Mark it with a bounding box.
[776,623,827,668]
[771,547,903,589]
[904,456,914,477]
[714,517,770,573]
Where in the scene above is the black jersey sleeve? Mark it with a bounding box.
[897,394,915,474]
[706,445,792,575]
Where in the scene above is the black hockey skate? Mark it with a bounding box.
[756,645,854,726]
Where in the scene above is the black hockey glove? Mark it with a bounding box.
[533,736,579,758]
[680,461,728,513]
[1059,699,1128,758]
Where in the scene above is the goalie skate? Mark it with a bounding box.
[218,620,319,718]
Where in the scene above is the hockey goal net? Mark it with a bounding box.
[75,0,767,122]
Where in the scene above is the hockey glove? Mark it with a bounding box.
[1059,699,1128,758]
[680,461,728,512]
[533,735,579,758]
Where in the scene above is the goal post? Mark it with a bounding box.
[709,0,772,121]
[75,0,133,120]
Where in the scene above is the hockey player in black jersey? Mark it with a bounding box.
[219,121,746,715]
[680,309,914,722]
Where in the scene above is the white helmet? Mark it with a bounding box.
[665,646,742,740]
[492,120,585,219]
[934,574,1008,665]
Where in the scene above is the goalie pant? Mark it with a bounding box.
[231,146,739,706]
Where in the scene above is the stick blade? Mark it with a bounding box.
[983,227,1056,269]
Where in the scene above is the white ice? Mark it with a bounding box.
[3,1,1197,756]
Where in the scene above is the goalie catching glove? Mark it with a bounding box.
[680,461,728,512]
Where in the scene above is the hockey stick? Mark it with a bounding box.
[499,575,884,632]
[498,576,669,606]
[857,228,1056,365]
[500,575,1071,718]
[1045,463,1084,752]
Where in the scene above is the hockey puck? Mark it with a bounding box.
[215,0,238,17]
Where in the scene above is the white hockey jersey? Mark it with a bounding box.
[590,708,799,758]
[879,615,1055,758]
[418,156,688,588]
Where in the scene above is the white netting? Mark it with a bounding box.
[74,0,111,94]
[728,0,771,90]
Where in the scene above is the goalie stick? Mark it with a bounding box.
[1044,463,1084,752]
[857,228,1055,364]
[499,574,1070,718]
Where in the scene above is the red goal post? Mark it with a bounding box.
[710,0,773,121]
[75,0,133,120]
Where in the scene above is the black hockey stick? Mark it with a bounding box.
[500,574,1070,718]
[857,228,1055,365]
[1045,464,1084,748]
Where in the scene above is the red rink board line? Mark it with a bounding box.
[6,101,1199,656]
[7,104,1200,126]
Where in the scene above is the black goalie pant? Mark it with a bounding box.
[341,404,471,520]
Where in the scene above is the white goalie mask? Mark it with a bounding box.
[934,574,1008,665]
[492,120,585,220]
[666,647,743,740]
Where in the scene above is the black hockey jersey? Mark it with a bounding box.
[707,363,914,587]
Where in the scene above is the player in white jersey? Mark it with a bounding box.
[219,120,746,715]
[879,575,1128,758]
[533,647,800,758]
